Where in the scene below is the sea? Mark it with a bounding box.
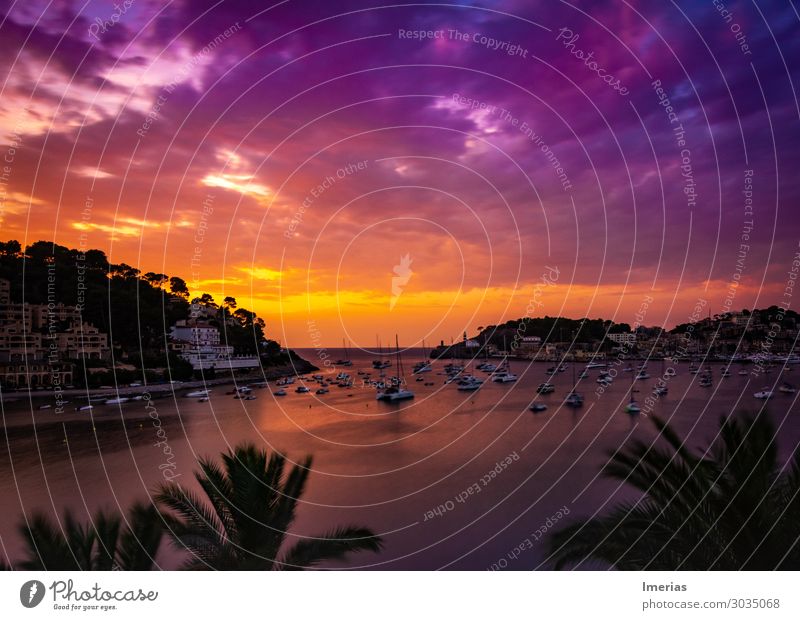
[1,348,798,570]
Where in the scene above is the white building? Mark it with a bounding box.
[170,320,259,371]
[608,332,636,346]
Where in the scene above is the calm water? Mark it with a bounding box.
[1,350,799,569]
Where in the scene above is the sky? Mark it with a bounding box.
[0,0,798,347]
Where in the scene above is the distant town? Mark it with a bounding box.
[432,305,800,368]
[0,239,313,394]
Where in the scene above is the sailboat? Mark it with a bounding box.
[412,338,432,374]
[335,338,352,366]
[376,335,414,401]
[564,361,584,407]
[372,336,392,369]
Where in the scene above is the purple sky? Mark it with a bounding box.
[1,0,798,345]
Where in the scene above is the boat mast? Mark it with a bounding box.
[396,334,402,378]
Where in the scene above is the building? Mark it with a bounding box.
[170,320,259,371]
[33,303,83,330]
[0,358,73,389]
[170,320,221,346]
[0,292,108,388]
[56,323,109,360]
[608,332,637,347]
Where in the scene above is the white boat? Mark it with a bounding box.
[376,386,415,400]
[491,372,517,383]
[530,403,547,412]
[597,376,613,384]
[76,405,94,411]
[738,370,748,376]
[564,392,584,407]
[536,383,555,394]
[105,397,129,405]
[481,364,497,373]
[653,386,668,396]
[625,400,641,414]
[457,377,484,391]
[753,388,773,399]
[635,372,650,380]
[376,335,414,401]
[779,382,797,394]
[296,386,310,393]
[585,362,607,369]
[315,388,329,395]
[273,389,287,396]
[185,389,210,398]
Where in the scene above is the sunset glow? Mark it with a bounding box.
[1,1,798,347]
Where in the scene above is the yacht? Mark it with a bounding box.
[295,386,310,393]
[481,364,498,373]
[635,371,650,380]
[536,382,555,394]
[376,335,414,401]
[597,376,612,384]
[76,404,94,411]
[377,386,415,400]
[699,376,712,387]
[530,403,548,412]
[412,362,432,374]
[625,400,641,414]
[273,389,287,396]
[491,371,518,383]
[105,397,129,405]
[738,369,749,376]
[457,377,484,391]
[753,388,774,399]
[185,389,210,398]
[564,392,584,407]
[585,362,607,369]
[315,387,329,395]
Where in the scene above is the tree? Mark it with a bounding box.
[157,444,383,570]
[144,272,169,288]
[14,503,164,570]
[547,412,800,570]
[198,293,216,308]
[170,277,190,299]
[0,240,21,256]
[110,263,140,279]
[223,296,237,310]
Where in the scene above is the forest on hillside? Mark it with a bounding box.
[0,240,290,377]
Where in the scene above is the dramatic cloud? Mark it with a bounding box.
[1,0,798,345]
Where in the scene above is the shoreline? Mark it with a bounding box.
[0,359,318,404]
